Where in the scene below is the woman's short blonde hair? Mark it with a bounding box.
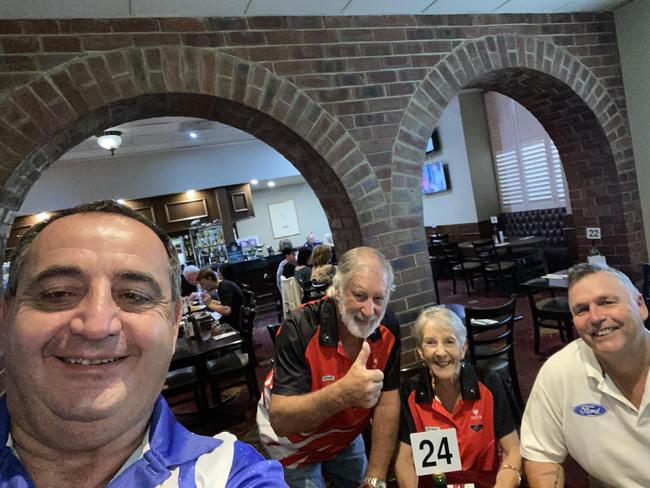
[413,306,467,349]
[311,244,332,267]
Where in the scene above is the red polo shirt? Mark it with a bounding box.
[399,365,516,488]
[258,296,400,468]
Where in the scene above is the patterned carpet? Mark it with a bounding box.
[168,279,591,487]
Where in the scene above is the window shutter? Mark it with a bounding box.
[484,92,568,212]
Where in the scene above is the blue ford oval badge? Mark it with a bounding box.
[574,403,608,416]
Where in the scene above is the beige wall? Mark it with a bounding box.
[616,0,650,255]
[460,91,500,221]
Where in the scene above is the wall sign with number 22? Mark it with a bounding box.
[410,428,462,476]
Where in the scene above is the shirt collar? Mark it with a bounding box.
[0,395,221,486]
[414,363,481,404]
[317,296,384,347]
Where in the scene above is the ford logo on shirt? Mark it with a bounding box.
[574,403,608,416]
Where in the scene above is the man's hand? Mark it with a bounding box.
[338,341,384,409]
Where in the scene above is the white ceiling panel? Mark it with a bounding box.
[133,0,248,17]
[343,0,434,15]
[495,0,571,13]
[0,0,131,19]
[559,0,624,11]
[245,0,350,16]
[424,0,506,14]
[0,0,631,18]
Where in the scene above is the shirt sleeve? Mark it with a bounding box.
[225,440,288,487]
[381,308,401,391]
[520,363,568,464]
[269,311,312,396]
[481,371,516,440]
[218,282,234,309]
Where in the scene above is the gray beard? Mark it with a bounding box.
[338,300,382,339]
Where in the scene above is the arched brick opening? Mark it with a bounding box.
[396,33,646,277]
[0,46,395,256]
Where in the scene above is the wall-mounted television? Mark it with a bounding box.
[422,161,449,195]
[425,128,441,154]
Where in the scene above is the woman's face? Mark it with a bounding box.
[417,320,467,382]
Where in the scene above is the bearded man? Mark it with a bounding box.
[256,247,401,488]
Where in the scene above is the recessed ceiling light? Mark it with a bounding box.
[250,179,259,185]
[186,189,196,197]
[189,132,198,139]
[36,212,49,222]
[116,199,125,204]
[267,181,275,188]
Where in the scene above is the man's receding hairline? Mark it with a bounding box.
[21,212,169,277]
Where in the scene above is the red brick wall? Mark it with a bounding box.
[0,14,644,367]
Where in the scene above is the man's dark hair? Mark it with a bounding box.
[219,263,235,281]
[5,200,181,300]
[282,262,296,279]
[197,268,218,282]
[297,247,312,266]
[282,246,294,258]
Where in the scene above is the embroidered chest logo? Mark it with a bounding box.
[573,403,608,417]
[470,408,482,420]
[470,424,483,432]
[322,375,336,382]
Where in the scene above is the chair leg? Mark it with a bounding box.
[433,275,440,303]
[565,320,574,342]
[534,322,541,355]
[557,320,567,342]
[508,359,525,412]
[463,275,472,295]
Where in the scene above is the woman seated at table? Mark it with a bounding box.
[395,307,521,488]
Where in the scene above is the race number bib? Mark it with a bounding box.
[410,428,462,476]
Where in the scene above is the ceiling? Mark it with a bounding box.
[60,117,257,162]
[0,0,632,19]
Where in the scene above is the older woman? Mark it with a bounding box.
[395,307,521,488]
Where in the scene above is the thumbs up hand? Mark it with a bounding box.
[338,341,384,409]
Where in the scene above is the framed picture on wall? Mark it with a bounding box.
[268,200,300,238]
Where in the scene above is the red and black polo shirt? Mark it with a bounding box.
[261,296,400,467]
[399,365,515,488]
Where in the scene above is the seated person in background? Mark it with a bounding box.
[521,263,650,488]
[311,244,336,286]
[197,265,245,331]
[395,307,521,488]
[0,200,285,488]
[276,246,297,291]
[303,232,320,250]
[277,238,293,252]
[280,262,302,315]
[181,264,199,298]
[257,247,401,488]
[294,247,313,288]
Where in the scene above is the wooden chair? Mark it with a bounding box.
[206,305,260,404]
[263,272,283,322]
[464,296,524,412]
[162,366,202,411]
[472,239,517,295]
[516,252,574,354]
[441,242,484,295]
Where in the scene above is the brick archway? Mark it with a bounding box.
[0,46,390,253]
[396,33,645,274]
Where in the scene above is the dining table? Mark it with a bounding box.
[458,235,547,251]
[169,322,242,415]
[522,270,569,291]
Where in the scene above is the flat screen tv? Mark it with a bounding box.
[425,128,441,154]
[422,161,448,194]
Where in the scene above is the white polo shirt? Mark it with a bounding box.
[521,339,650,488]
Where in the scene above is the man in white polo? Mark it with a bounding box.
[521,262,650,487]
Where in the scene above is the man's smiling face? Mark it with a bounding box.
[2,213,180,430]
